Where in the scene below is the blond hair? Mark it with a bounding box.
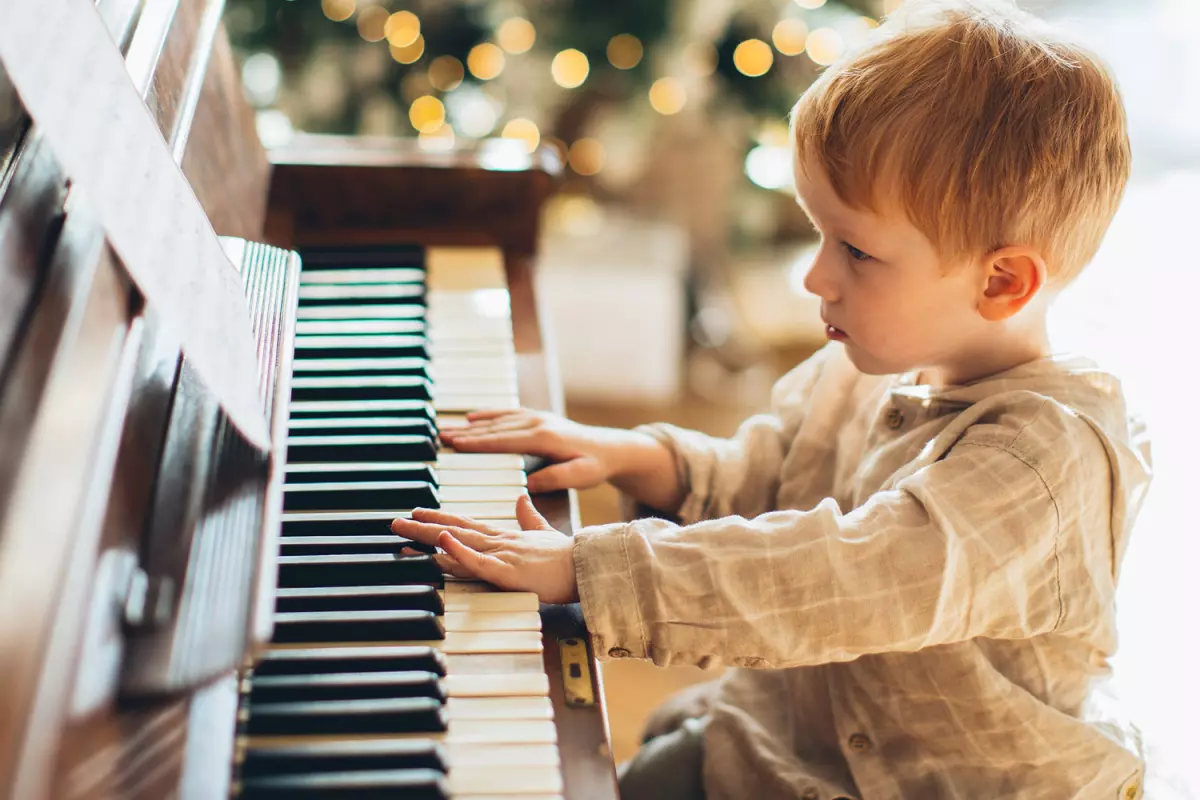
[791,0,1130,285]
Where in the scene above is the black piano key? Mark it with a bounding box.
[285,462,437,486]
[247,670,446,703]
[285,435,437,464]
[253,645,446,677]
[282,512,404,538]
[294,334,430,360]
[288,399,436,425]
[283,481,439,513]
[292,358,432,380]
[272,610,443,645]
[277,554,443,588]
[244,697,446,736]
[299,267,426,285]
[275,584,444,614]
[290,375,433,402]
[299,245,424,269]
[239,739,447,778]
[288,417,436,440]
[277,536,432,558]
[238,768,449,800]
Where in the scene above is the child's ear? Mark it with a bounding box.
[977,246,1047,321]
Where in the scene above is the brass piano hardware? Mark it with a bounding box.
[559,637,596,707]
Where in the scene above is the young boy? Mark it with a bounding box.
[392,1,1152,797]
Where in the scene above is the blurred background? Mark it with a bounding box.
[226,0,1199,794]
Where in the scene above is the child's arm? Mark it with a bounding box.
[441,410,685,512]
[397,407,1110,669]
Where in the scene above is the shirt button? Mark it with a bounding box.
[848,732,872,752]
[607,647,631,658]
[884,407,905,429]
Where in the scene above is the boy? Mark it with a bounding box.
[392,1,1152,797]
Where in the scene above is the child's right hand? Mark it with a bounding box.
[440,409,625,493]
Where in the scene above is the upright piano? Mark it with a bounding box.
[0,2,618,798]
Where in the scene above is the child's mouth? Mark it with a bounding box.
[826,325,848,341]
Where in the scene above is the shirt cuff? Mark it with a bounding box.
[573,521,649,661]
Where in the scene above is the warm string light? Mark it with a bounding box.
[773,19,809,56]
[409,95,445,133]
[607,34,643,69]
[734,39,773,77]
[497,18,536,54]
[806,28,844,66]
[568,138,604,175]
[552,49,589,88]
[428,55,464,92]
[384,11,420,48]
[467,43,505,80]
[321,0,354,23]
[501,118,541,153]
[649,78,686,115]
[391,35,425,64]
[356,6,388,42]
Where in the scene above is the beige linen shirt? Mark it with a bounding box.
[574,343,1152,800]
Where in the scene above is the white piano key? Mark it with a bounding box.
[439,485,526,503]
[442,611,541,632]
[299,267,423,285]
[444,743,559,767]
[448,765,564,795]
[440,592,539,612]
[445,696,553,721]
[413,630,543,654]
[442,672,550,698]
[436,453,525,470]
[437,469,527,487]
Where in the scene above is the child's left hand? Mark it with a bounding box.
[391,495,579,604]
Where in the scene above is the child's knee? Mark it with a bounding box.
[618,715,708,800]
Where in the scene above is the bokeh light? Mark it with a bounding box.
[552,49,589,88]
[502,118,541,153]
[356,6,388,42]
[648,78,686,115]
[428,55,465,92]
[409,95,445,133]
[568,138,605,175]
[384,11,420,48]
[806,28,844,66]
[321,0,354,22]
[497,18,536,54]
[607,34,643,70]
[467,43,506,80]
[733,39,774,77]
[773,19,809,56]
[390,35,425,65]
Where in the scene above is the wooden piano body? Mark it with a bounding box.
[0,1,617,798]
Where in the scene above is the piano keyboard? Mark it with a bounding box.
[234,246,563,799]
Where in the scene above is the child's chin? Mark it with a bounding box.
[842,343,901,376]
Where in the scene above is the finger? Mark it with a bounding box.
[446,418,538,438]
[437,530,507,582]
[392,518,496,549]
[443,431,540,454]
[527,460,593,493]
[408,508,502,536]
[432,552,475,579]
[465,409,525,422]
[514,493,553,531]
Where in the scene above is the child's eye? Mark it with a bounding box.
[842,241,872,262]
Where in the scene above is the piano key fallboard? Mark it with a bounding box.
[233,245,585,800]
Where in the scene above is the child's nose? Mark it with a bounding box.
[802,249,839,302]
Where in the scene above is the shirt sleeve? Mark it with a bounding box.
[634,344,839,524]
[575,435,1078,669]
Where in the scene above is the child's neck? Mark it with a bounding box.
[918,319,1053,389]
